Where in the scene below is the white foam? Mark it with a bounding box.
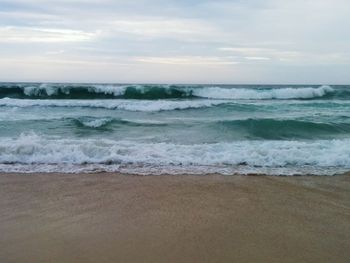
[79,118,112,128]
[192,85,334,99]
[0,98,225,112]
[20,84,170,97]
[87,85,128,96]
[13,84,336,100]
[0,132,349,175]
[22,83,129,96]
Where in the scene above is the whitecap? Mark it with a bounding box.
[192,85,334,100]
[0,132,349,175]
[0,98,226,112]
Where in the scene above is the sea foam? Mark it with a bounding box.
[0,132,349,175]
[191,85,334,99]
[22,83,128,96]
[78,118,113,128]
[0,98,225,112]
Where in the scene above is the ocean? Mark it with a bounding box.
[0,83,349,175]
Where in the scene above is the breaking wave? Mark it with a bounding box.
[191,85,334,100]
[0,132,349,175]
[0,83,342,100]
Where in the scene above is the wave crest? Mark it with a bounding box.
[0,98,225,111]
[75,118,113,128]
[0,83,339,100]
[192,85,334,99]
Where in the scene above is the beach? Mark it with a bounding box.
[0,173,349,263]
[2,0,350,261]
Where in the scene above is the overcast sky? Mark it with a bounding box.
[0,0,349,84]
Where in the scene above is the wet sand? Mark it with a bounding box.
[0,173,349,263]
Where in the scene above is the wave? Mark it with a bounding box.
[0,84,189,100]
[0,132,349,175]
[74,117,114,128]
[217,118,350,139]
[1,115,349,140]
[191,85,335,100]
[0,83,345,100]
[74,117,350,139]
[0,98,226,112]
[72,117,166,128]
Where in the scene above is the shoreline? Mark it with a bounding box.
[1,172,349,262]
[0,170,349,176]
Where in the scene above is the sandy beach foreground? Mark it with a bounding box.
[0,173,349,263]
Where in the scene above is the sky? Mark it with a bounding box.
[0,0,349,84]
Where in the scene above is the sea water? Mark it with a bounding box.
[0,83,349,175]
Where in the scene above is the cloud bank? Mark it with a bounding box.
[0,0,349,83]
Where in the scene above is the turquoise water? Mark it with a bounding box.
[0,83,349,175]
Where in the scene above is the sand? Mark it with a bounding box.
[0,173,349,263]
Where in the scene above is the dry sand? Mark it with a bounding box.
[0,173,349,263]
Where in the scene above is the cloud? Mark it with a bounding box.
[109,18,218,40]
[245,57,271,61]
[134,56,238,65]
[0,0,350,83]
[0,26,96,42]
[218,47,301,61]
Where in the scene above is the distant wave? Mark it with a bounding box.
[191,85,334,100]
[0,83,342,100]
[0,98,226,112]
[0,84,189,99]
[0,132,349,175]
